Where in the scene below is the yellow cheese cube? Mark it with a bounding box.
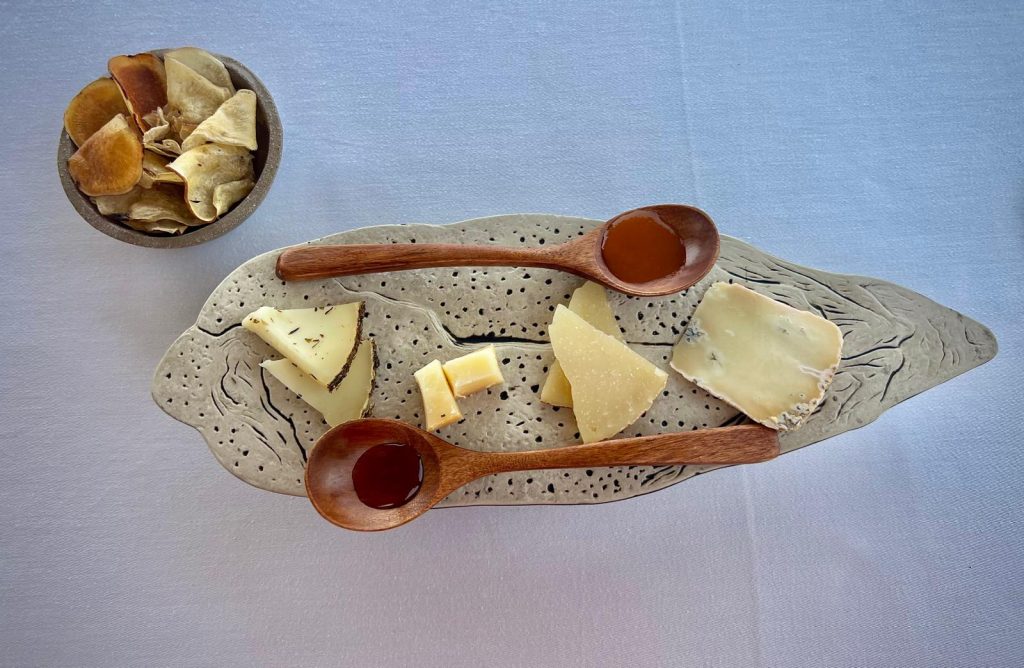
[442,345,505,398]
[414,360,463,431]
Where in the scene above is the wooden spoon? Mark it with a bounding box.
[276,204,720,297]
[305,418,779,531]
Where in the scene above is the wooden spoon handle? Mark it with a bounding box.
[463,425,779,479]
[276,243,566,281]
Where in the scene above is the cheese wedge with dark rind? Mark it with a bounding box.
[261,339,376,427]
[243,303,363,390]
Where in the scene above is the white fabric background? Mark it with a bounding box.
[1,1,1021,666]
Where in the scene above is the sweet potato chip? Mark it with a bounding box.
[128,186,203,226]
[108,54,166,130]
[168,144,253,221]
[92,187,144,216]
[181,90,258,152]
[123,218,189,235]
[165,56,230,127]
[141,151,184,186]
[163,47,234,93]
[212,178,255,217]
[141,107,170,143]
[64,77,130,146]
[144,138,182,157]
[169,114,198,141]
[67,114,143,196]
[142,123,169,144]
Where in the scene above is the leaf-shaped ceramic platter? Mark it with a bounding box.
[152,214,997,505]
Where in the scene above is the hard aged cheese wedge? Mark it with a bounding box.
[243,304,363,390]
[670,282,843,431]
[442,345,505,398]
[414,360,463,431]
[538,360,574,409]
[549,305,667,443]
[540,281,624,408]
[261,339,376,427]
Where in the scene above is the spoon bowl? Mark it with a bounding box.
[590,204,721,296]
[305,420,444,532]
[277,204,720,297]
[305,418,780,531]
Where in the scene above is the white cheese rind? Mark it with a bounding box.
[540,282,623,407]
[261,339,376,428]
[242,303,363,389]
[414,360,463,431]
[442,345,505,397]
[549,305,667,443]
[670,282,843,431]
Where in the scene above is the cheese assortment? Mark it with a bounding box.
[548,305,668,443]
[670,282,843,431]
[243,303,363,389]
[238,279,843,446]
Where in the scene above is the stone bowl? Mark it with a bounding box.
[57,50,282,248]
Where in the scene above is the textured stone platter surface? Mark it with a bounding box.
[152,214,997,505]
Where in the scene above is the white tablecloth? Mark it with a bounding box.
[1,1,1021,666]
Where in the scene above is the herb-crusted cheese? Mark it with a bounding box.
[261,339,376,427]
[242,303,363,389]
[670,282,843,431]
[549,305,667,443]
[414,360,463,431]
[540,282,624,408]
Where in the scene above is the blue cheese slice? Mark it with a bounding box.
[549,305,668,443]
[540,281,624,407]
[671,282,843,431]
[261,339,376,427]
[242,303,363,389]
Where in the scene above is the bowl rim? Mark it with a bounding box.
[57,49,282,249]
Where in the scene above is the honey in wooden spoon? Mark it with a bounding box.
[351,442,424,509]
[600,209,687,283]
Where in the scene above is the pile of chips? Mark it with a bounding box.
[64,48,258,235]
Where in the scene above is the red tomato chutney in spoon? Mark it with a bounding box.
[600,209,687,283]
